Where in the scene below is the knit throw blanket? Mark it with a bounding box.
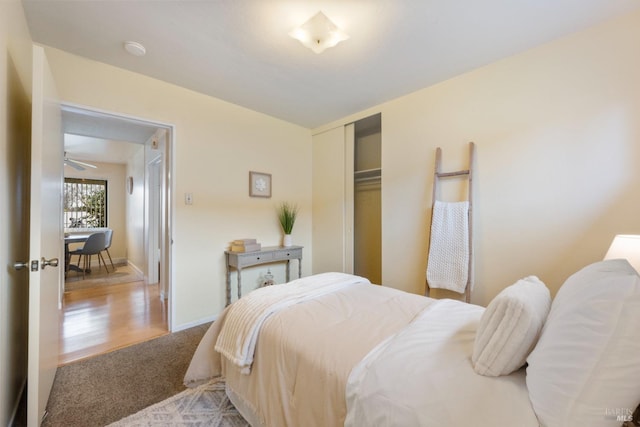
[426,200,470,293]
[215,272,370,373]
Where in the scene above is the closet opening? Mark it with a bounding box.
[353,113,381,284]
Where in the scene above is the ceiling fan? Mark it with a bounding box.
[64,152,97,171]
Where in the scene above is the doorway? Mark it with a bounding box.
[60,104,173,364]
[353,114,382,284]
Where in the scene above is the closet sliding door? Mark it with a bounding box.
[311,125,354,274]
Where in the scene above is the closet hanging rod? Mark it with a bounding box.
[355,167,382,175]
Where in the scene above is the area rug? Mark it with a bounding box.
[108,379,249,427]
[64,263,143,291]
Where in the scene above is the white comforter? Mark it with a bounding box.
[345,298,539,426]
[185,274,539,426]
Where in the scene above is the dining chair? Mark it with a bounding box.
[69,232,108,279]
[101,228,116,271]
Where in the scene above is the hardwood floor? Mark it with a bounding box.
[60,264,168,366]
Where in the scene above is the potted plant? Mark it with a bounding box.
[277,202,298,247]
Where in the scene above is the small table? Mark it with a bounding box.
[64,233,92,274]
[225,245,303,306]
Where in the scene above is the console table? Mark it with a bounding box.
[225,245,303,306]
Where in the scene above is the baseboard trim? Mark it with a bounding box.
[127,261,144,277]
[171,314,218,333]
[68,255,128,271]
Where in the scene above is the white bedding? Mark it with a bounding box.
[185,275,539,427]
[346,298,539,426]
[215,272,369,373]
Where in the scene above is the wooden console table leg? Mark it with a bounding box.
[298,258,302,279]
[237,267,242,301]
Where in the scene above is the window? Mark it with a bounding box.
[64,178,107,228]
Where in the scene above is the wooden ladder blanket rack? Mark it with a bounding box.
[426,141,475,303]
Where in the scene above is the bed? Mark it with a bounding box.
[185,262,640,427]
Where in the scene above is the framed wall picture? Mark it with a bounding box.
[249,171,272,198]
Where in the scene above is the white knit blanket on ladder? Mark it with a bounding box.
[426,200,470,293]
[215,272,370,374]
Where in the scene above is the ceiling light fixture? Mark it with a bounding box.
[123,41,146,57]
[289,11,349,54]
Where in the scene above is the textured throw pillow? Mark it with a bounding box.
[472,276,550,376]
[526,259,640,427]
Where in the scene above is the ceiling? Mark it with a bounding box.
[61,105,162,165]
[23,0,640,129]
[62,107,160,144]
[64,134,142,165]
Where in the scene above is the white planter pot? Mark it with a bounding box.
[283,234,292,247]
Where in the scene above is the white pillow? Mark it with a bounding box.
[526,259,640,427]
[472,276,550,376]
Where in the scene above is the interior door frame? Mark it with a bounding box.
[146,156,161,287]
[344,123,355,274]
[60,102,175,331]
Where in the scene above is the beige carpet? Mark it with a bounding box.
[43,323,214,426]
[64,263,143,291]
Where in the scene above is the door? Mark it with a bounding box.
[311,124,354,274]
[27,45,63,426]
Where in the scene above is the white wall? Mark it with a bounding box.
[126,144,146,272]
[64,160,128,263]
[44,47,313,329]
[315,10,640,305]
[0,1,32,424]
[355,132,381,172]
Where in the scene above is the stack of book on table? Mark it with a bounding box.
[230,238,261,252]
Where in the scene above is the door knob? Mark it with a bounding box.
[41,257,59,269]
[13,260,40,271]
[13,262,28,270]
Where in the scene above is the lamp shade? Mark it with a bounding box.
[604,234,640,273]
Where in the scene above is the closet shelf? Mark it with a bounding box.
[354,168,381,183]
